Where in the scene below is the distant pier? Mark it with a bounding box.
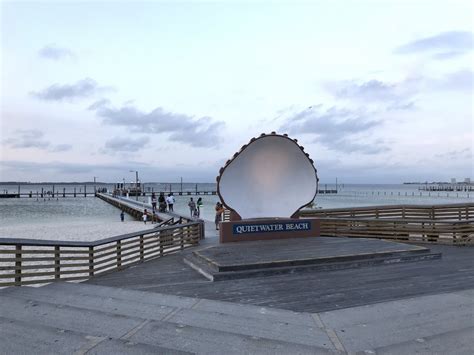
[1,185,339,198]
[419,184,474,192]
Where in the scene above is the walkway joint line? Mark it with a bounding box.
[311,313,347,353]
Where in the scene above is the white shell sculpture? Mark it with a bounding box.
[217,133,318,219]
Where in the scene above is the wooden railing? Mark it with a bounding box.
[300,203,474,246]
[299,203,474,220]
[317,217,473,246]
[0,222,203,287]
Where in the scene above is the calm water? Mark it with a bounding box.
[0,183,472,226]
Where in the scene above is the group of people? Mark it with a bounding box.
[120,208,157,224]
[151,192,175,213]
[188,198,225,229]
[120,194,226,230]
[187,197,203,218]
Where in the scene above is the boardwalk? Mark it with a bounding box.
[87,238,474,313]
[1,201,472,353]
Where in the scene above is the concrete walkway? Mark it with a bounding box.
[0,282,472,354]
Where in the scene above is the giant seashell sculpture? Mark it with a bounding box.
[217,133,319,219]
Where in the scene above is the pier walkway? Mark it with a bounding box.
[1,202,473,353]
[1,237,472,354]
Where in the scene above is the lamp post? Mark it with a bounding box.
[130,170,139,201]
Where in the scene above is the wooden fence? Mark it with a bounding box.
[300,203,474,246]
[317,218,472,245]
[299,203,474,220]
[0,222,203,287]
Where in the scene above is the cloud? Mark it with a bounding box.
[4,129,50,149]
[280,106,389,154]
[327,79,416,102]
[3,129,73,152]
[38,44,75,60]
[327,69,472,108]
[435,147,472,160]
[102,136,150,153]
[50,144,73,152]
[92,103,225,148]
[325,77,419,112]
[0,159,217,182]
[430,69,474,91]
[395,31,473,59]
[88,98,111,110]
[30,78,113,102]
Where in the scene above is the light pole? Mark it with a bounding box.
[130,170,139,201]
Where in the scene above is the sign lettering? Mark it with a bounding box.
[233,221,311,235]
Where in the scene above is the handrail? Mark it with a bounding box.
[297,203,474,246]
[299,203,474,221]
[0,221,204,287]
[0,222,201,247]
[317,217,473,246]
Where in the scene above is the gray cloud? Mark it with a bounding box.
[280,106,389,155]
[327,79,415,103]
[435,147,472,160]
[31,78,112,102]
[395,31,473,59]
[327,69,472,108]
[3,129,73,152]
[50,144,73,152]
[0,159,217,182]
[4,129,50,149]
[325,77,418,112]
[103,136,150,153]
[92,103,225,148]
[88,98,111,110]
[38,44,75,60]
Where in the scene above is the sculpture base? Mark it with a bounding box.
[184,237,441,281]
[219,218,320,243]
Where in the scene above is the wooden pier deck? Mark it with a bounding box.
[86,236,474,313]
[1,203,473,353]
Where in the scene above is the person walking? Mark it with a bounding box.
[188,198,196,217]
[215,202,224,230]
[166,193,175,212]
[158,193,166,212]
[196,197,203,218]
[120,210,125,222]
[151,192,157,212]
[142,210,148,224]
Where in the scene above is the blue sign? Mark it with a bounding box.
[232,221,311,235]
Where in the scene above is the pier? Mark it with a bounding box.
[1,187,339,198]
[419,183,474,192]
[0,202,472,353]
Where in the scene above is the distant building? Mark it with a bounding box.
[451,178,456,184]
[465,178,471,184]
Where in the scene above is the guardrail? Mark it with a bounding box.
[317,217,473,246]
[299,203,474,220]
[0,222,203,287]
[300,203,474,246]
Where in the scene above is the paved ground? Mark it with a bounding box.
[1,282,472,354]
[88,232,474,313]
[1,225,472,354]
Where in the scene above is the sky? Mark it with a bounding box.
[1,0,473,184]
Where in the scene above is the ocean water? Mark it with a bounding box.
[1,183,472,227]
